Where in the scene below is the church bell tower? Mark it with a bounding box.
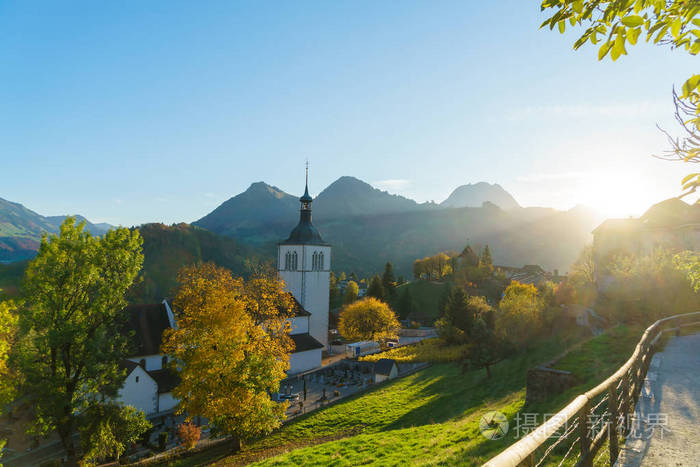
[278,167,330,348]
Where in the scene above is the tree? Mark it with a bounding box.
[17,218,143,464]
[436,290,493,345]
[344,280,359,304]
[177,422,202,451]
[0,300,18,454]
[397,289,416,320]
[469,311,502,379]
[675,250,700,292]
[497,281,544,350]
[569,245,598,307]
[366,274,385,301]
[329,271,340,305]
[541,0,700,198]
[382,262,397,298]
[349,272,359,282]
[338,297,401,345]
[161,263,293,450]
[479,245,494,275]
[78,403,151,465]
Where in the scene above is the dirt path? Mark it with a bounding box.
[618,332,700,467]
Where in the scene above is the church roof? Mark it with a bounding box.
[287,294,311,317]
[290,333,324,353]
[281,219,329,245]
[148,368,180,394]
[122,303,173,356]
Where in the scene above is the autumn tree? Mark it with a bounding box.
[16,218,143,464]
[78,403,152,465]
[344,280,359,304]
[177,422,202,451]
[338,297,401,345]
[382,262,397,299]
[367,274,386,301]
[541,0,700,197]
[497,281,545,350]
[161,263,294,450]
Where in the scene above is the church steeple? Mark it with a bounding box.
[281,163,328,245]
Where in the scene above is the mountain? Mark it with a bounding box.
[313,176,433,219]
[440,182,520,210]
[193,182,299,243]
[0,197,113,261]
[196,178,602,276]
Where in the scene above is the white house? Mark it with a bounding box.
[373,358,399,383]
[117,300,179,417]
[278,172,330,374]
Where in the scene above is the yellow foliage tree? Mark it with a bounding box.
[0,300,18,454]
[161,263,294,449]
[338,297,400,345]
[496,281,544,350]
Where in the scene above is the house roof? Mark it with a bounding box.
[119,359,139,373]
[148,368,180,394]
[123,303,172,356]
[290,333,324,353]
[288,294,311,317]
[374,358,397,376]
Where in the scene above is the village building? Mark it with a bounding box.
[373,358,399,383]
[278,172,330,374]
[117,300,179,417]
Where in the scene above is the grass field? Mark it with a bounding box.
[159,325,642,466]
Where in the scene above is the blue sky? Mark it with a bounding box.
[1,1,697,226]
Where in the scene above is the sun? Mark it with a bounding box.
[573,172,662,219]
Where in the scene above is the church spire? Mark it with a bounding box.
[280,161,327,245]
[300,161,313,208]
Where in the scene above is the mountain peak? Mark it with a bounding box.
[441,182,520,210]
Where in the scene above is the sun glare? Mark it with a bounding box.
[573,172,660,219]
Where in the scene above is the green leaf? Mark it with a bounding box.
[681,173,700,185]
[671,18,682,38]
[682,75,700,98]
[598,41,613,60]
[558,20,566,34]
[628,27,641,45]
[621,15,644,27]
[572,0,583,14]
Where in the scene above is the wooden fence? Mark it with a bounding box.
[483,311,700,467]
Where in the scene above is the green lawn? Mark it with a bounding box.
[159,325,642,467]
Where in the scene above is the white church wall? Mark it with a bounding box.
[158,392,178,413]
[304,268,330,347]
[288,348,322,374]
[118,366,158,415]
[289,316,309,335]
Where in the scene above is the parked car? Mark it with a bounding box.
[275,392,300,402]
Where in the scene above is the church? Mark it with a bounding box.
[278,173,331,374]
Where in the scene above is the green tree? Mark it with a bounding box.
[78,403,152,465]
[329,271,340,305]
[344,280,359,304]
[541,0,700,198]
[17,218,143,464]
[397,289,416,320]
[381,262,397,299]
[349,272,358,282]
[460,244,480,267]
[161,263,294,450]
[338,297,401,345]
[479,245,494,275]
[436,289,493,345]
[0,300,18,454]
[469,310,502,379]
[367,274,386,301]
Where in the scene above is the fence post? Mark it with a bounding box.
[620,373,631,436]
[608,384,619,465]
[578,401,592,467]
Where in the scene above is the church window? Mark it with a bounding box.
[284,251,291,270]
[312,252,318,270]
[291,251,298,270]
[135,376,139,383]
[319,252,324,270]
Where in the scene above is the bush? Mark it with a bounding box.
[177,422,201,451]
[360,338,469,363]
[158,432,169,452]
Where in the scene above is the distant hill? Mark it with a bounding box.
[440,182,520,210]
[128,223,263,303]
[0,197,112,261]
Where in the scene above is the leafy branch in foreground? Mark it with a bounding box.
[541,0,699,200]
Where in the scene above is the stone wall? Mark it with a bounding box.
[525,366,577,403]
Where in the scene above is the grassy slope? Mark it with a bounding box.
[163,326,641,467]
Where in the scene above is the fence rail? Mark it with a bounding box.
[483,311,700,467]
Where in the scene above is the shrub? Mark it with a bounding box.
[360,338,469,363]
[177,422,201,451]
[158,432,169,452]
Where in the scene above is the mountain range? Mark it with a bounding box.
[0,197,112,261]
[193,177,604,276]
[1,177,604,280]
